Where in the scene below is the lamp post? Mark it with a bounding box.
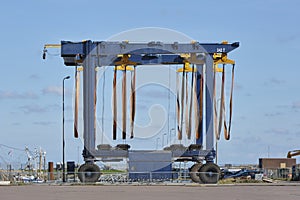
[62,75,70,182]
[162,133,167,147]
[169,128,175,144]
[156,137,160,150]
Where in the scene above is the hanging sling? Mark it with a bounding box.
[112,66,117,140]
[74,66,80,138]
[122,67,127,140]
[223,64,235,140]
[176,72,182,140]
[187,65,195,140]
[130,66,136,139]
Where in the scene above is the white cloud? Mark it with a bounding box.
[19,105,48,114]
[276,101,300,112]
[242,135,263,144]
[29,74,40,80]
[278,33,300,43]
[265,128,290,135]
[264,111,284,117]
[292,101,300,110]
[0,90,38,100]
[33,121,55,126]
[264,78,286,86]
[42,86,62,96]
[234,82,243,90]
[18,103,60,114]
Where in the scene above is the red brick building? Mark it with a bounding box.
[259,158,296,179]
[259,158,296,169]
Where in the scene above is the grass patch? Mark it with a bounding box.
[218,178,262,184]
[101,169,126,174]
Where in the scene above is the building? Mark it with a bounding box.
[259,158,296,179]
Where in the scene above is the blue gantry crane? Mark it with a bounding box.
[44,38,239,183]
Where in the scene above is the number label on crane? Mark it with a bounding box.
[216,48,226,53]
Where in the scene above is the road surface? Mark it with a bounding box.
[0,184,299,200]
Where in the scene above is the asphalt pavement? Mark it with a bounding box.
[1,184,300,200]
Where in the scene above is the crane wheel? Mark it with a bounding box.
[199,163,220,184]
[190,163,203,183]
[78,163,101,183]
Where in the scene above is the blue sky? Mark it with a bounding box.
[0,0,300,167]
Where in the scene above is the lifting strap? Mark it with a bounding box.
[187,65,195,139]
[101,66,106,144]
[122,68,127,140]
[192,66,199,141]
[130,66,136,139]
[176,71,182,140]
[197,67,204,140]
[112,66,117,140]
[113,54,136,140]
[223,64,235,140]
[177,61,202,141]
[213,51,236,140]
[213,66,220,140]
[185,70,190,139]
[217,64,226,140]
[74,66,80,138]
[94,67,98,139]
[179,64,186,140]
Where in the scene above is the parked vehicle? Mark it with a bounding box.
[221,168,262,179]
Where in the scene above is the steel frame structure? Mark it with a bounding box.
[60,40,239,182]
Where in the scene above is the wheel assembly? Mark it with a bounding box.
[78,163,101,183]
[198,163,220,184]
[190,163,203,183]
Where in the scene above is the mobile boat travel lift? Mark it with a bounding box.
[44,39,239,183]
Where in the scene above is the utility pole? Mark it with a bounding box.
[62,76,70,182]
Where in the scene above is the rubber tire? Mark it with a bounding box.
[116,144,131,150]
[78,163,101,183]
[190,163,203,183]
[188,144,202,151]
[199,163,220,184]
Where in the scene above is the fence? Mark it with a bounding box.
[0,170,220,184]
[263,168,292,179]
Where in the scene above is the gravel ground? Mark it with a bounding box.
[1,184,300,200]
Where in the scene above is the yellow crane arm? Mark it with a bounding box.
[44,44,61,49]
[287,150,300,158]
[43,44,61,60]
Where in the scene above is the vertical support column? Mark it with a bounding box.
[82,41,96,160]
[205,55,214,151]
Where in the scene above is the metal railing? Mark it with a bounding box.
[0,170,221,184]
